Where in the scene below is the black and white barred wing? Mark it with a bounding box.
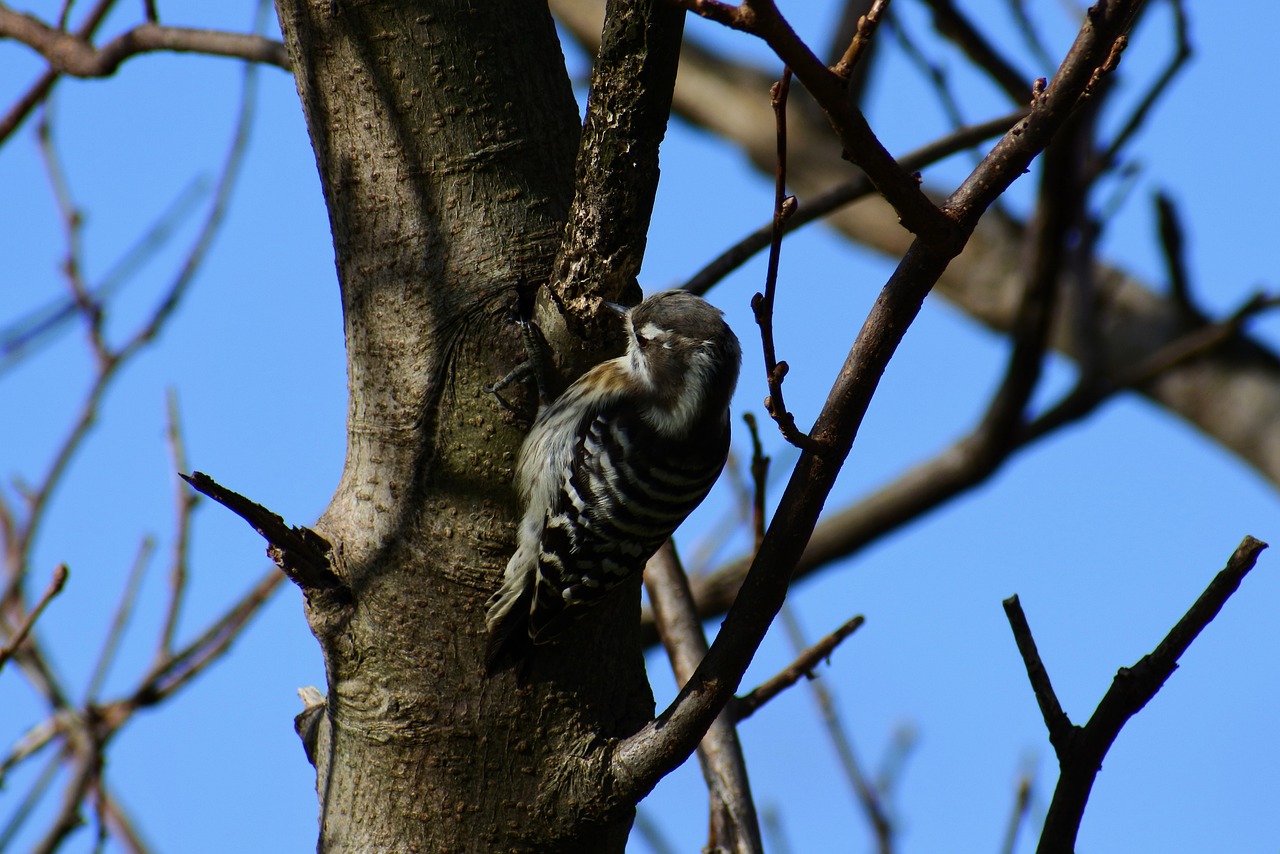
[527,405,730,642]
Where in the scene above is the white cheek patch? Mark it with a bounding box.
[638,322,667,340]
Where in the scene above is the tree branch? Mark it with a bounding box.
[0,7,289,77]
[733,613,863,722]
[609,0,1146,806]
[547,0,685,330]
[180,472,340,594]
[0,564,67,674]
[645,542,763,854]
[674,0,956,247]
[1006,535,1268,854]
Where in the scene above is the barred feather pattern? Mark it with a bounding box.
[485,290,740,671]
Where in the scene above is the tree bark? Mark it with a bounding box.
[273,2,653,849]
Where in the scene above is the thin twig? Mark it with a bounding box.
[84,539,155,702]
[0,746,64,850]
[999,771,1035,854]
[754,68,819,452]
[0,564,68,673]
[1002,595,1074,755]
[1098,0,1190,171]
[158,390,196,657]
[1154,190,1195,318]
[734,613,864,721]
[831,0,890,81]
[918,0,1030,102]
[778,606,892,854]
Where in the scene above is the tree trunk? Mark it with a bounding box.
[273,2,653,849]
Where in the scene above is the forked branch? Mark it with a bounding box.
[1005,535,1268,854]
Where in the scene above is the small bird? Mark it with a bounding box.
[485,290,741,671]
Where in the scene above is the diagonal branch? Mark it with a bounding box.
[0,564,68,674]
[608,0,1147,808]
[180,472,339,594]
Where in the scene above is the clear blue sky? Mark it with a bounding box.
[2,2,1277,852]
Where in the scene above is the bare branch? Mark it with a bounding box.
[547,0,685,323]
[157,390,196,657]
[1008,536,1268,854]
[673,0,956,247]
[0,564,68,673]
[611,0,1147,805]
[734,613,863,721]
[918,0,1031,101]
[1002,595,1074,755]
[645,543,763,854]
[84,539,154,702]
[0,0,116,145]
[779,607,891,853]
[754,69,818,452]
[998,771,1035,854]
[0,9,289,77]
[181,472,339,594]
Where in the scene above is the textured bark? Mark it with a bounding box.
[272,2,655,850]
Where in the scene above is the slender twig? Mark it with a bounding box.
[158,390,196,657]
[632,810,679,854]
[1154,190,1195,318]
[0,10,289,77]
[734,613,864,721]
[84,539,154,702]
[742,412,769,548]
[998,770,1035,854]
[754,68,818,452]
[1098,0,1190,171]
[1002,595,1074,754]
[918,0,1030,102]
[831,0,889,81]
[1006,0,1054,66]
[885,12,969,134]
[0,564,68,673]
[0,747,63,850]
[780,606,892,854]
[98,787,154,854]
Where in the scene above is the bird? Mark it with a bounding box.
[484,290,741,671]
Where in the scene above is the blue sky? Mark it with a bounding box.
[2,2,1277,852]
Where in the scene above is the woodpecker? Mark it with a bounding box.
[485,290,741,671]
